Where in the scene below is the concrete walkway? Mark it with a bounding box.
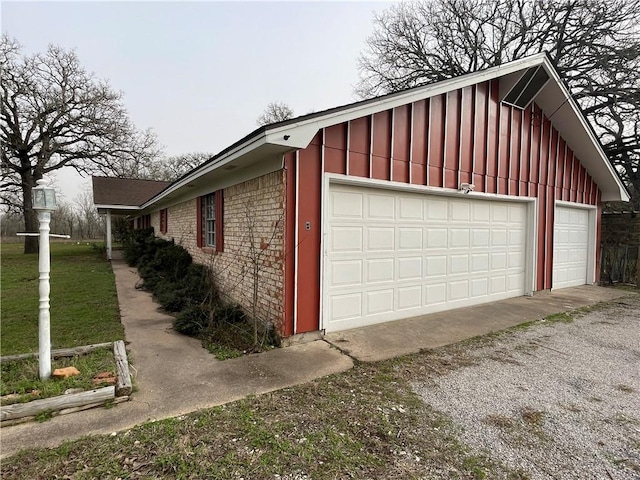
[325,285,633,362]
[0,253,352,458]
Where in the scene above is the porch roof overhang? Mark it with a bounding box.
[95,205,140,216]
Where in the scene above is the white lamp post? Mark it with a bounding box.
[32,178,58,380]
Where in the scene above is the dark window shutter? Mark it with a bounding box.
[196,196,203,248]
[215,190,224,252]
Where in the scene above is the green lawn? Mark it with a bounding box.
[1,242,123,356]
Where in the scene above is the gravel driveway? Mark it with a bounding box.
[413,295,640,479]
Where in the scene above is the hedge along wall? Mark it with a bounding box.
[153,170,287,333]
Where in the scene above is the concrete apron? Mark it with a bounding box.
[324,285,633,362]
[0,255,352,459]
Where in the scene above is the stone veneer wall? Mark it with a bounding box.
[155,170,286,332]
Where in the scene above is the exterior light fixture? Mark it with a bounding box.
[32,181,58,211]
[459,183,475,194]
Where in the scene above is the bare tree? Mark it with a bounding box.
[357,0,640,208]
[256,101,294,126]
[147,152,212,181]
[0,36,160,253]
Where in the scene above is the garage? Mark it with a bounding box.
[552,204,594,289]
[324,183,532,332]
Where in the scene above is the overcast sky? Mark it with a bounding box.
[2,0,393,202]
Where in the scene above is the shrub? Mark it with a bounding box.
[212,303,246,326]
[122,228,155,267]
[124,228,281,357]
[173,305,211,336]
[138,240,192,290]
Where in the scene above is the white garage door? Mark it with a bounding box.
[552,206,590,289]
[324,183,529,332]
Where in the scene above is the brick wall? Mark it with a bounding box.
[157,170,286,332]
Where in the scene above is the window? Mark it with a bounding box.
[197,190,224,251]
[137,215,151,229]
[160,209,168,234]
[204,193,215,247]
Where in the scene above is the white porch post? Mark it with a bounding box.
[37,210,52,380]
[106,210,112,260]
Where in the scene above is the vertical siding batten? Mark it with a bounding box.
[495,83,502,194]
[483,82,490,193]
[457,89,464,189]
[345,120,350,174]
[470,85,477,187]
[319,129,326,327]
[295,137,322,333]
[442,94,448,188]
[408,102,414,184]
[390,107,395,181]
[426,98,431,186]
[293,151,300,333]
[369,114,374,178]
[507,108,513,195]
[284,153,296,337]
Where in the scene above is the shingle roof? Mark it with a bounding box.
[92,176,171,207]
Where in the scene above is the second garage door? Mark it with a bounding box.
[324,183,531,332]
[552,205,591,289]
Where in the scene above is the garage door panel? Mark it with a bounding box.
[450,254,470,274]
[332,191,364,217]
[552,205,590,289]
[399,197,423,220]
[331,260,363,286]
[449,280,469,300]
[398,228,422,250]
[509,229,525,246]
[331,226,363,252]
[426,229,448,248]
[367,227,394,250]
[508,273,525,291]
[426,199,448,219]
[366,258,394,283]
[508,251,524,268]
[426,256,447,276]
[424,283,447,305]
[491,204,509,222]
[450,229,470,248]
[450,202,471,221]
[366,289,394,315]
[398,257,422,280]
[509,205,526,222]
[471,278,489,297]
[472,229,490,247]
[471,253,490,273]
[331,293,362,321]
[398,285,422,309]
[326,184,529,332]
[490,276,507,294]
[472,202,491,221]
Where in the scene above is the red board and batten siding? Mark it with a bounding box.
[285,79,601,334]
